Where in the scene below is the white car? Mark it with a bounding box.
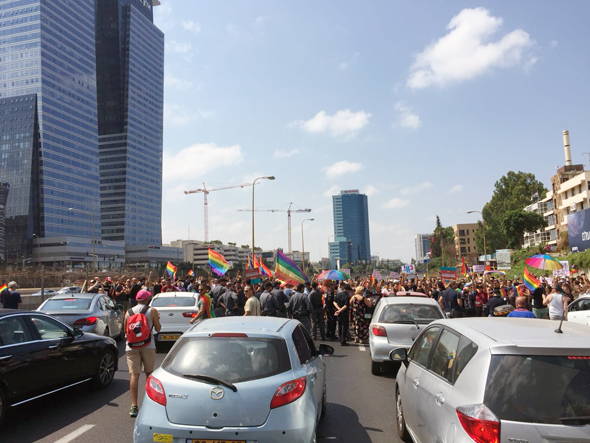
[150,292,200,350]
[31,289,57,297]
[57,286,80,294]
[567,295,590,326]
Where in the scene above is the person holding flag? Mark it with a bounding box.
[190,283,216,322]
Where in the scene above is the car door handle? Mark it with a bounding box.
[413,378,419,388]
[48,344,59,349]
[0,355,12,361]
[435,393,445,405]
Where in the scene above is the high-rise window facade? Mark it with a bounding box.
[95,0,164,245]
[414,233,430,262]
[330,190,371,267]
[0,0,100,262]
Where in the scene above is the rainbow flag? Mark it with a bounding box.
[371,277,378,293]
[253,254,260,269]
[523,267,541,291]
[0,283,6,293]
[200,293,216,318]
[187,269,194,277]
[515,284,527,297]
[246,255,252,269]
[166,261,177,278]
[259,255,273,277]
[208,248,230,276]
[274,250,309,285]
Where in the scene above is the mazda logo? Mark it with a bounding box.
[210,387,224,400]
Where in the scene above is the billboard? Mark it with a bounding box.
[568,208,590,253]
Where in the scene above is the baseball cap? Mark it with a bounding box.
[105,277,112,282]
[136,290,152,302]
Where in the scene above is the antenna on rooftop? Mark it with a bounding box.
[583,152,590,168]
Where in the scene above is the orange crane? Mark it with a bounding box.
[185,182,257,242]
[238,203,311,253]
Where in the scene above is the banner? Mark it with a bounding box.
[372,270,383,280]
[553,261,570,278]
[440,267,457,282]
[341,268,351,276]
[402,264,416,275]
[568,208,590,253]
[244,268,262,283]
[472,265,485,273]
[390,271,399,279]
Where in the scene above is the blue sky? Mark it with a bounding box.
[154,1,590,263]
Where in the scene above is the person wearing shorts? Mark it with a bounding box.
[125,290,161,417]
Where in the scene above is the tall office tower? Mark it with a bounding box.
[414,233,430,262]
[95,0,164,245]
[329,190,371,267]
[0,182,9,261]
[0,0,101,263]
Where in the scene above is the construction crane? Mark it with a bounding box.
[238,203,311,253]
[185,182,257,242]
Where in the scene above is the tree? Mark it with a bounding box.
[430,216,455,261]
[476,171,547,253]
[501,209,546,249]
[240,244,249,249]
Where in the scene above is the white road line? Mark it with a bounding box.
[53,425,95,443]
[359,346,366,352]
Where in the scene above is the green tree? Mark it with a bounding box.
[431,216,455,261]
[501,209,546,249]
[240,244,249,249]
[476,171,547,253]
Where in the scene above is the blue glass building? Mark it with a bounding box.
[95,0,164,245]
[329,190,371,267]
[0,0,100,263]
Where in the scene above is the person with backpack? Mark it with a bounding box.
[124,290,161,418]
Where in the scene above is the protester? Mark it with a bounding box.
[507,296,537,318]
[288,283,313,331]
[334,284,352,346]
[243,285,261,316]
[309,282,325,340]
[260,281,280,316]
[350,286,371,344]
[1,281,21,309]
[544,283,569,320]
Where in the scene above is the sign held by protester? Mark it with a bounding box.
[553,261,570,277]
[440,267,457,282]
[472,265,485,273]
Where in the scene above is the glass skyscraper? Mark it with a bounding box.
[0,0,100,263]
[329,190,371,267]
[95,0,164,245]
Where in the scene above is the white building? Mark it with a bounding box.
[523,193,557,248]
[414,234,430,262]
[170,240,249,267]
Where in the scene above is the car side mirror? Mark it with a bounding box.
[389,348,408,362]
[73,327,84,338]
[318,344,335,356]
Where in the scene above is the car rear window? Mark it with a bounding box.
[42,298,92,310]
[151,297,196,307]
[380,304,443,324]
[485,355,590,425]
[162,337,292,383]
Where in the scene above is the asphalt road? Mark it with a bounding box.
[2,340,403,443]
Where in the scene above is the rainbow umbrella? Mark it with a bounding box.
[484,270,506,277]
[525,254,563,271]
[317,270,351,281]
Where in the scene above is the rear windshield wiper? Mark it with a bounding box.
[395,319,420,329]
[183,374,238,392]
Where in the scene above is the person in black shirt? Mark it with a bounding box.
[334,284,352,346]
[271,282,289,318]
[532,285,548,319]
[128,278,141,307]
[324,283,337,340]
[485,289,508,317]
[309,282,325,340]
[1,281,22,309]
[260,282,280,316]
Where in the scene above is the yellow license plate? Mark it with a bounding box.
[187,440,246,443]
[153,434,173,443]
[159,334,180,341]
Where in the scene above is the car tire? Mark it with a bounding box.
[371,360,382,375]
[396,385,411,442]
[0,387,7,427]
[92,350,116,390]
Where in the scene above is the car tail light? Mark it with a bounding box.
[372,325,387,337]
[146,375,166,406]
[457,404,500,443]
[568,356,590,360]
[210,333,248,338]
[270,377,306,409]
[73,316,98,326]
[182,312,197,318]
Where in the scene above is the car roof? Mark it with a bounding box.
[153,292,198,297]
[395,291,428,297]
[0,309,51,318]
[430,318,590,353]
[48,293,97,300]
[380,296,440,306]
[186,316,294,339]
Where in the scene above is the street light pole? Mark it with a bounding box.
[69,207,96,272]
[251,176,275,261]
[301,218,314,274]
[467,210,487,263]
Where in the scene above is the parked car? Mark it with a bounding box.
[134,317,334,443]
[369,294,444,375]
[31,289,57,297]
[37,293,124,340]
[392,318,590,443]
[57,286,80,294]
[0,309,118,426]
[149,292,199,351]
[567,295,590,326]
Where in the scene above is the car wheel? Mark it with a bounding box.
[396,385,411,442]
[92,350,116,389]
[320,386,327,418]
[0,387,7,427]
[371,360,382,375]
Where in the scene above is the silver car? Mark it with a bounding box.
[393,318,590,443]
[37,293,124,340]
[134,317,334,443]
[369,293,444,374]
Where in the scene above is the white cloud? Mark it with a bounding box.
[163,142,244,185]
[382,198,410,209]
[323,185,340,197]
[254,16,269,28]
[293,109,371,138]
[164,104,215,126]
[363,185,379,196]
[407,7,535,89]
[339,52,360,70]
[400,181,432,195]
[550,40,558,49]
[164,73,193,90]
[394,101,421,129]
[182,20,201,34]
[168,40,194,61]
[323,160,363,179]
[273,148,300,159]
[449,184,463,193]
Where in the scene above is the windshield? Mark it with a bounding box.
[485,355,590,425]
[151,297,196,307]
[163,337,291,384]
[380,304,443,324]
[42,298,92,311]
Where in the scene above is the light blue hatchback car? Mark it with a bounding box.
[134,316,334,443]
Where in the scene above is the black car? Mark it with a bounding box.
[0,309,119,425]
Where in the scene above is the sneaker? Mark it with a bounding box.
[129,405,139,417]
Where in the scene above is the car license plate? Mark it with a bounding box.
[187,440,245,443]
[159,334,180,341]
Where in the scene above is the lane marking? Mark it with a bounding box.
[53,424,95,443]
[359,346,366,352]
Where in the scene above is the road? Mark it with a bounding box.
[1,340,403,443]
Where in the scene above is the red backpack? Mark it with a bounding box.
[126,305,152,348]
